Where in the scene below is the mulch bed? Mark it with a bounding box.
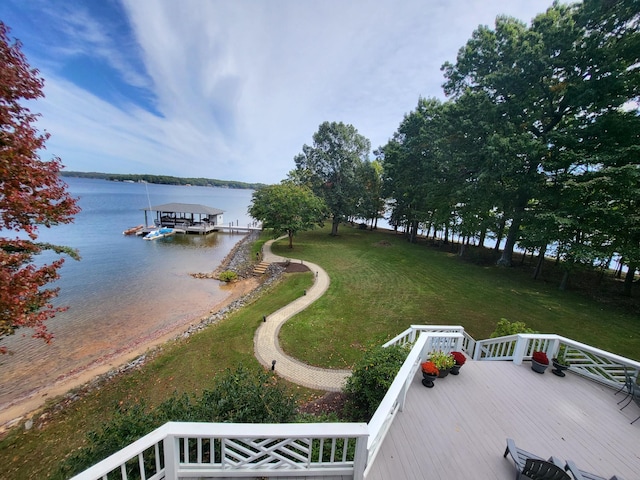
[298,392,347,416]
[278,262,311,273]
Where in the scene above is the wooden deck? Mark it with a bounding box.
[365,360,640,480]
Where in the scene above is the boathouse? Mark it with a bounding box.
[142,203,224,235]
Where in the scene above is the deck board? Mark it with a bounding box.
[365,360,640,480]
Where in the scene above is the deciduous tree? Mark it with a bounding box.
[293,121,370,236]
[248,182,327,248]
[0,23,80,353]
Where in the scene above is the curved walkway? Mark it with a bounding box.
[253,239,351,392]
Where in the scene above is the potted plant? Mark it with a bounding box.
[450,351,466,375]
[531,350,549,374]
[551,345,570,377]
[430,351,456,378]
[420,361,439,388]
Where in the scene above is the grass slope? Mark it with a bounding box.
[276,226,639,368]
[1,226,637,478]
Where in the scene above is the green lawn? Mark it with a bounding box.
[1,225,638,479]
[276,225,639,368]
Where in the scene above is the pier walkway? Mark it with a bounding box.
[253,239,350,392]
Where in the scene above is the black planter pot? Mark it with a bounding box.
[422,371,437,388]
[551,358,569,377]
[437,368,451,378]
[531,359,549,374]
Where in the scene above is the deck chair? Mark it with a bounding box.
[616,367,634,408]
[504,438,568,480]
[630,386,640,425]
[565,460,623,480]
[522,459,572,480]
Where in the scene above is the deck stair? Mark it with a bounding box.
[252,261,270,276]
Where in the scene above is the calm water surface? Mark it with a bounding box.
[0,177,255,409]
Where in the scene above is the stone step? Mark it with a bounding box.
[252,261,270,275]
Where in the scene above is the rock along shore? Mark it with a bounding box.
[1,231,285,435]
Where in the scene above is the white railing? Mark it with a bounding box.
[366,330,465,476]
[383,325,468,349]
[71,327,640,480]
[71,422,368,480]
[475,334,640,387]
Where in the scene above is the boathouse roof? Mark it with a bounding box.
[142,203,224,215]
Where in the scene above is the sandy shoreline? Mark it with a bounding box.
[0,233,262,431]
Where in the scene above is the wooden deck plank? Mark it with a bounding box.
[365,360,640,480]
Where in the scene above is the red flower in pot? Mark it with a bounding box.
[532,351,549,365]
[421,361,440,377]
[531,351,549,374]
[450,351,466,366]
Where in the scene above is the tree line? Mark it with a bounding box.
[250,0,639,296]
[61,171,265,190]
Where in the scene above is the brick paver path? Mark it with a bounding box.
[253,239,351,392]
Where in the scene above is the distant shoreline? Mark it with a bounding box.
[60,171,266,191]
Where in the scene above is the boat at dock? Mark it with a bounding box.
[143,227,175,240]
[122,224,144,235]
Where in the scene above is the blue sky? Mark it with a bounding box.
[1,0,556,184]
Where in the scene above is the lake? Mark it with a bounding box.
[0,177,255,413]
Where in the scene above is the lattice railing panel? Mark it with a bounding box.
[222,437,312,470]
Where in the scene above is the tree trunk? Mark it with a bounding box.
[616,258,624,279]
[478,227,486,248]
[533,244,547,279]
[409,220,419,243]
[288,230,294,248]
[443,223,449,244]
[497,220,519,266]
[331,217,340,236]
[494,217,506,251]
[497,203,526,267]
[623,263,637,297]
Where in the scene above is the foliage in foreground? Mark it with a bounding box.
[57,365,298,478]
[342,344,409,422]
[0,22,80,353]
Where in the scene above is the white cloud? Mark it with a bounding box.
[35,0,556,183]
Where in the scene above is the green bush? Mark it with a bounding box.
[490,318,536,338]
[218,270,238,282]
[197,365,298,423]
[342,344,409,422]
[58,366,297,478]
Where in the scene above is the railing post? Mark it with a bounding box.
[547,337,560,359]
[409,326,417,343]
[353,435,369,480]
[513,335,528,365]
[163,433,178,480]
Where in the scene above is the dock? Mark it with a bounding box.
[215,224,262,233]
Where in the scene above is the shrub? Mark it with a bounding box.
[58,366,297,478]
[490,318,536,338]
[197,365,298,423]
[342,344,409,422]
[218,270,238,282]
